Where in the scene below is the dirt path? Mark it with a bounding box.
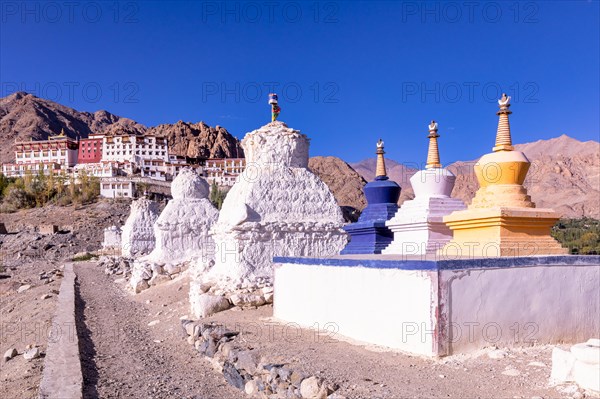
[74,262,240,399]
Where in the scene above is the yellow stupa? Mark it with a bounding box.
[440,94,567,257]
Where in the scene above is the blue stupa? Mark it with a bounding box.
[341,139,401,254]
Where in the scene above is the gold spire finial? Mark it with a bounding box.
[426,120,441,169]
[375,138,387,178]
[493,93,514,152]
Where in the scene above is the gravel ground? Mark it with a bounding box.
[75,262,241,399]
[0,260,61,399]
[87,265,589,399]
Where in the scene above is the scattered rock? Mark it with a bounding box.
[527,361,546,368]
[245,379,259,395]
[147,320,160,327]
[148,273,171,286]
[236,349,262,374]
[40,294,52,300]
[164,263,182,275]
[291,370,307,387]
[3,348,17,362]
[501,367,521,376]
[194,294,231,317]
[488,349,509,359]
[132,279,149,294]
[223,362,245,389]
[17,284,32,293]
[300,376,323,399]
[264,292,274,303]
[23,347,40,361]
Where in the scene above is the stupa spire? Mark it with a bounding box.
[375,139,388,180]
[426,120,441,169]
[493,93,514,152]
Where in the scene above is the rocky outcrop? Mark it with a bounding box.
[147,121,243,159]
[0,92,242,164]
[308,156,367,212]
[0,92,144,163]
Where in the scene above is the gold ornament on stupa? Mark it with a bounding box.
[440,94,567,257]
[426,120,442,169]
[375,139,387,178]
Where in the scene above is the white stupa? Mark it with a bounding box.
[383,121,466,255]
[102,225,122,254]
[206,120,347,284]
[143,168,218,265]
[121,197,160,257]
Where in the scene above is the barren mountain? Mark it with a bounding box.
[147,121,243,159]
[308,156,367,212]
[2,92,597,219]
[0,92,144,163]
[352,135,600,219]
[0,92,241,163]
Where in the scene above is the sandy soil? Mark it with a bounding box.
[0,260,62,399]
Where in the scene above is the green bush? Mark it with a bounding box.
[0,173,12,200]
[209,181,228,210]
[552,218,600,255]
[3,185,36,209]
[0,169,100,210]
[71,253,96,262]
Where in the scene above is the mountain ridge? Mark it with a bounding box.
[350,134,600,219]
[1,92,597,219]
[0,92,242,163]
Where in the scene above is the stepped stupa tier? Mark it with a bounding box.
[341,140,401,254]
[382,121,466,255]
[440,95,567,257]
[206,115,347,283]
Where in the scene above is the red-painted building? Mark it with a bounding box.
[78,135,103,163]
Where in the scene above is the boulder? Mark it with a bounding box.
[3,348,17,362]
[300,376,324,399]
[235,349,262,374]
[191,293,231,318]
[23,347,40,361]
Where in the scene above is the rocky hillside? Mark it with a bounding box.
[352,135,600,219]
[308,156,367,212]
[147,121,243,159]
[0,92,144,163]
[0,92,241,163]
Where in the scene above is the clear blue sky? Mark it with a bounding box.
[1,1,598,164]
